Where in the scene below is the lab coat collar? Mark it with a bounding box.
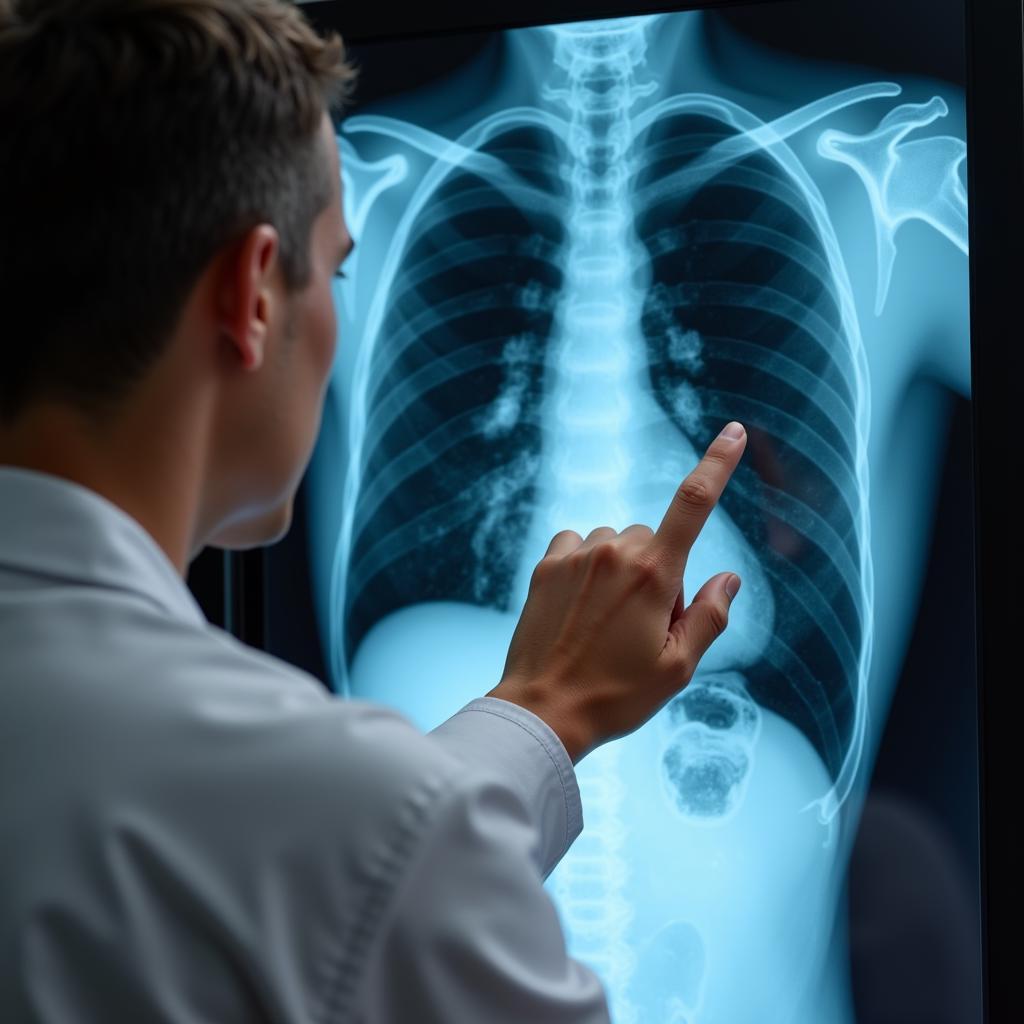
[0,466,207,628]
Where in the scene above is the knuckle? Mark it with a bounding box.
[565,548,589,572]
[590,540,622,567]
[624,522,654,538]
[675,475,711,512]
[629,552,661,585]
[531,557,556,584]
[703,443,732,467]
[706,603,730,638]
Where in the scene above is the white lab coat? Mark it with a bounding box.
[0,467,611,1023]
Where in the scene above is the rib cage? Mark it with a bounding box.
[344,126,567,659]
[633,113,865,784]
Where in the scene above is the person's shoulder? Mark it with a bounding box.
[47,599,464,829]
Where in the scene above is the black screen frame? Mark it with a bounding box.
[192,1,1022,1018]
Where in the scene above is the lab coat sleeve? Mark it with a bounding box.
[427,695,584,879]
[356,761,613,1024]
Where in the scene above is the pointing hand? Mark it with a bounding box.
[488,422,748,763]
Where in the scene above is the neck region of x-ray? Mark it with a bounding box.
[306,7,972,1022]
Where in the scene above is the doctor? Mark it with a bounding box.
[0,1,746,1020]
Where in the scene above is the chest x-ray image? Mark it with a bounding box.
[305,2,976,1020]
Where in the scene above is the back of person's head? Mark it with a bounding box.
[0,0,357,427]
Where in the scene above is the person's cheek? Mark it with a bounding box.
[300,284,336,459]
[312,292,337,412]
[320,285,338,378]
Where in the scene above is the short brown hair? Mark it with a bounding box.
[0,0,358,424]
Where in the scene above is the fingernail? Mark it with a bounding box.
[725,574,742,601]
[720,421,745,441]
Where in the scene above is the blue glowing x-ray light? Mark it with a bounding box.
[307,9,971,1022]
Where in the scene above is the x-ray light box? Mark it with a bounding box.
[210,1,1019,1020]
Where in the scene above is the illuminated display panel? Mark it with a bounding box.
[302,2,980,1020]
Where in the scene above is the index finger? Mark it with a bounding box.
[648,421,747,583]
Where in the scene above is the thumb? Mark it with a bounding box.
[664,572,741,676]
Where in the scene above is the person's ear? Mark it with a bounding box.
[217,224,280,372]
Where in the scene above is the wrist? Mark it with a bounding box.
[485,679,593,765]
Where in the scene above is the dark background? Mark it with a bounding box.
[298,0,967,120]
[299,0,967,85]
